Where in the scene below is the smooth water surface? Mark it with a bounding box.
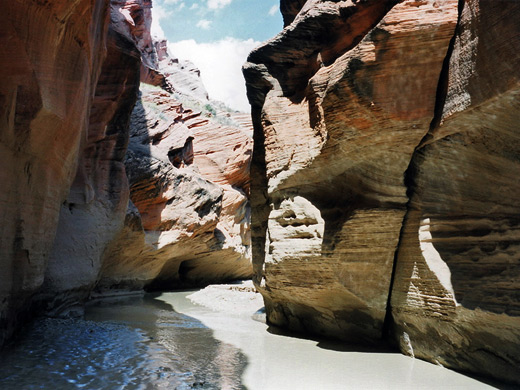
[0,290,500,389]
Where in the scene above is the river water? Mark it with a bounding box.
[0,288,500,389]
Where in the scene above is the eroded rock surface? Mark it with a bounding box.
[0,0,113,344]
[245,0,458,342]
[390,0,520,383]
[246,0,519,383]
[1,0,252,345]
[40,5,142,313]
[97,47,253,292]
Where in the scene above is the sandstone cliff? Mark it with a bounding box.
[245,0,519,384]
[39,1,142,314]
[97,81,253,291]
[1,0,252,344]
[95,1,253,292]
[1,0,116,344]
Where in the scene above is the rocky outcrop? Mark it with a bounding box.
[0,0,114,343]
[98,74,253,293]
[245,0,519,384]
[1,0,253,344]
[245,0,458,341]
[93,0,253,292]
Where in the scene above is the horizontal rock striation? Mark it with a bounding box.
[245,0,458,342]
[246,0,520,383]
[97,83,253,292]
[96,26,253,291]
[390,0,520,383]
[1,0,253,344]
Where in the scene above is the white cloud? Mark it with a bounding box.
[207,0,232,10]
[163,0,181,4]
[169,38,261,112]
[151,4,172,38]
[268,4,279,16]
[190,3,199,10]
[196,19,212,29]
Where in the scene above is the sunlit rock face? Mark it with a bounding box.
[391,0,520,383]
[0,0,112,343]
[97,45,253,291]
[245,0,520,383]
[245,0,458,342]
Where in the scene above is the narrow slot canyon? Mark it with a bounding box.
[0,1,519,389]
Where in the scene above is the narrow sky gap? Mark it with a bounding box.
[152,0,283,111]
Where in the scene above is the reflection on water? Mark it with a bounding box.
[0,294,247,390]
[0,289,501,390]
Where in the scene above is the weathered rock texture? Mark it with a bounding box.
[39,2,142,313]
[1,0,253,344]
[245,0,519,383]
[92,0,253,292]
[0,0,115,344]
[390,0,520,383]
[0,0,143,336]
[98,79,253,292]
[100,0,252,293]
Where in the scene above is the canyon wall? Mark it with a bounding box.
[97,81,253,292]
[96,3,253,293]
[1,0,252,344]
[1,0,113,344]
[38,1,142,314]
[245,0,519,384]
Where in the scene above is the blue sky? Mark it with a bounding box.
[152,0,284,111]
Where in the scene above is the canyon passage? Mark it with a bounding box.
[0,284,501,389]
[1,0,519,388]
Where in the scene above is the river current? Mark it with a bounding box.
[0,288,499,389]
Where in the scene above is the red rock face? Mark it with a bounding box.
[0,0,252,345]
[91,0,252,292]
[40,21,141,310]
[246,0,458,341]
[98,75,253,292]
[246,0,520,384]
[0,0,111,343]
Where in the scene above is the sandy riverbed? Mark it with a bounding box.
[157,281,497,390]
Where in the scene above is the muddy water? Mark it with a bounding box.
[0,290,498,390]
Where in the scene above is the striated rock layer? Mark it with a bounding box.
[245,0,519,383]
[38,3,142,314]
[390,0,520,383]
[95,0,252,294]
[245,0,458,342]
[98,80,253,293]
[1,0,253,344]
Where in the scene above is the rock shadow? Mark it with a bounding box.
[266,323,395,354]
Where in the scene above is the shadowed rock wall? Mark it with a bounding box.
[0,0,113,343]
[390,0,520,383]
[245,0,519,383]
[97,61,253,293]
